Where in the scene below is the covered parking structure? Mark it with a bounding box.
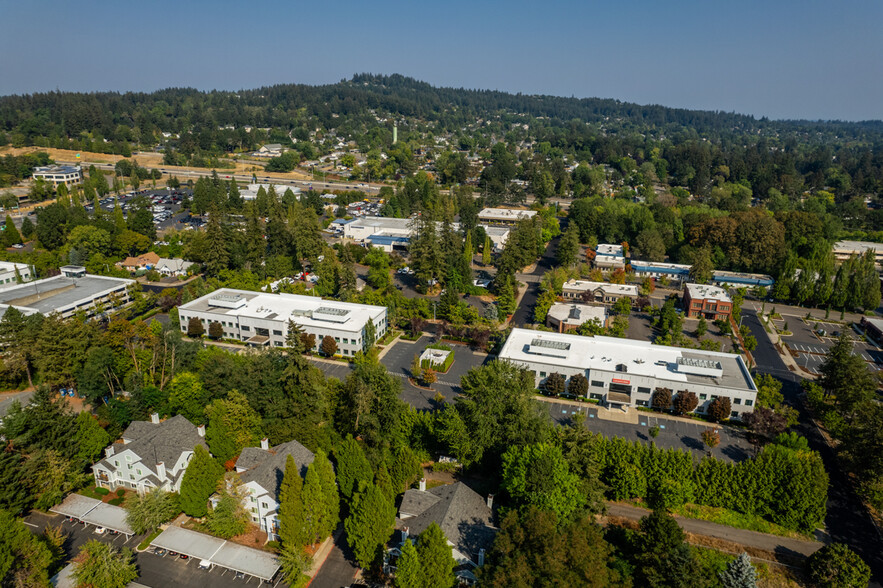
[50,494,135,539]
[151,526,280,583]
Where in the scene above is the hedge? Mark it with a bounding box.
[592,435,827,533]
[420,344,455,373]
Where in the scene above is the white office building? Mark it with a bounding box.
[477,207,537,226]
[32,164,83,187]
[0,261,33,286]
[561,280,639,303]
[498,328,757,418]
[239,183,301,201]
[0,266,134,319]
[177,288,387,356]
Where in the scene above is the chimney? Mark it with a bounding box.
[487,494,494,510]
[197,424,205,437]
[261,438,269,451]
[401,527,409,543]
[478,548,485,567]
[150,412,160,424]
[105,446,115,458]
[156,462,166,482]
[418,478,426,492]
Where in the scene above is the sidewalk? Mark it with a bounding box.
[755,312,816,378]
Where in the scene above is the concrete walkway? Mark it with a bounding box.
[605,502,824,559]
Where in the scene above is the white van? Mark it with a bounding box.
[198,560,212,571]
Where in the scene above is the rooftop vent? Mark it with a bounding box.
[676,356,723,378]
[526,338,571,359]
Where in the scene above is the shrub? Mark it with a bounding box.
[95,487,110,496]
[108,497,124,506]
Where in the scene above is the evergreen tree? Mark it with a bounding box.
[689,244,714,284]
[483,234,492,265]
[278,454,308,548]
[719,553,757,588]
[416,522,456,588]
[73,540,137,588]
[179,445,223,517]
[313,449,340,538]
[818,333,876,421]
[556,223,580,267]
[2,215,21,246]
[806,543,871,588]
[394,539,424,588]
[206,474,250,539]
[20,216,34,240]
[335,435,373,500]
[344,482,396,568]
[495,272,516,317]
[301,463,325,544]
[204,204,229,275]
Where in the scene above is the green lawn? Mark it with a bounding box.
[675,503,812,540]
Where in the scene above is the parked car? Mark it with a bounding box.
[153,548,167,556]
[94,527,106,535]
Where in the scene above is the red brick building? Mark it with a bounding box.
[683,283,732,321]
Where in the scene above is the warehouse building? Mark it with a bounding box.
[178,288,387,356]
[630,261,691,285]
[498,328,757,418]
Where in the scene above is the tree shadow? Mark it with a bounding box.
[680,435,704,451]
[720,444,750,461]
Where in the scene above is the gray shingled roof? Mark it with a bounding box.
[238,440,314,499]
[100,415,205,476]
[398,482,496,558]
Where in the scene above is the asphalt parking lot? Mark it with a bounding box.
[26,512,284,588]
[379,336,490,408]
[545,403,754,462]
[782,318,883,374]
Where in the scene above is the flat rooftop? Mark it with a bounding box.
[0,274,133,315]
[596,244,624,256]
[151,527,280,580]
[499,328,755,392]
[685,283,732,302]
[478,208,536,220]
[833,240,883,254]
[179,288,386,333]
[562,280,638,296]
[631,261,691,271]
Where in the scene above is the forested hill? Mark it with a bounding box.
[1,73,882,146]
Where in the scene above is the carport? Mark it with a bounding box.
[151,526,280,583]
[50,494,136,539]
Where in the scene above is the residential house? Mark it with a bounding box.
[92,414,206,494]
[389,480,496,585]
[118,252,160,273]
[253,144,284,158]
[156,258,195,277]
[233,439,315,540]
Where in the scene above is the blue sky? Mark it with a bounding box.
[2,0,881,121]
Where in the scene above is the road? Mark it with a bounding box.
[743,308,883,585]
[56,160,383,195]
[511,222,563,327]
[606,503,824,560]
[0,388,35,417]
[310,526,359,588]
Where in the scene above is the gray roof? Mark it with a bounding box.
[100,415,205,476]
[151,526,280,580]
[0,275,133,315]
[398,482,496,557]
[237,440,315,498]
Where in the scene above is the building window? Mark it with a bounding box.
[636,400,649,407]
[731,411,739,418]
[273,330,282,336]
[251,497,256,503]
[733,398,741,405]
[137,469,142,475]
[241,326,250,331]
[699,393,707,400]
[539,372,546,378]
[262,502,268,509]
[591,380,604,388]
[637,386,651,394]
[114,461,119,467]
[129,475,135,480]
[589,393,603,400]
[251,507,257,514]
[745,399,753,406]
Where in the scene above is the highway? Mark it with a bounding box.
[54,160,385,195]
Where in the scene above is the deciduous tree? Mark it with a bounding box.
[73,540,137,588]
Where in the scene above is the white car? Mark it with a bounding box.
[94,527,107,535]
